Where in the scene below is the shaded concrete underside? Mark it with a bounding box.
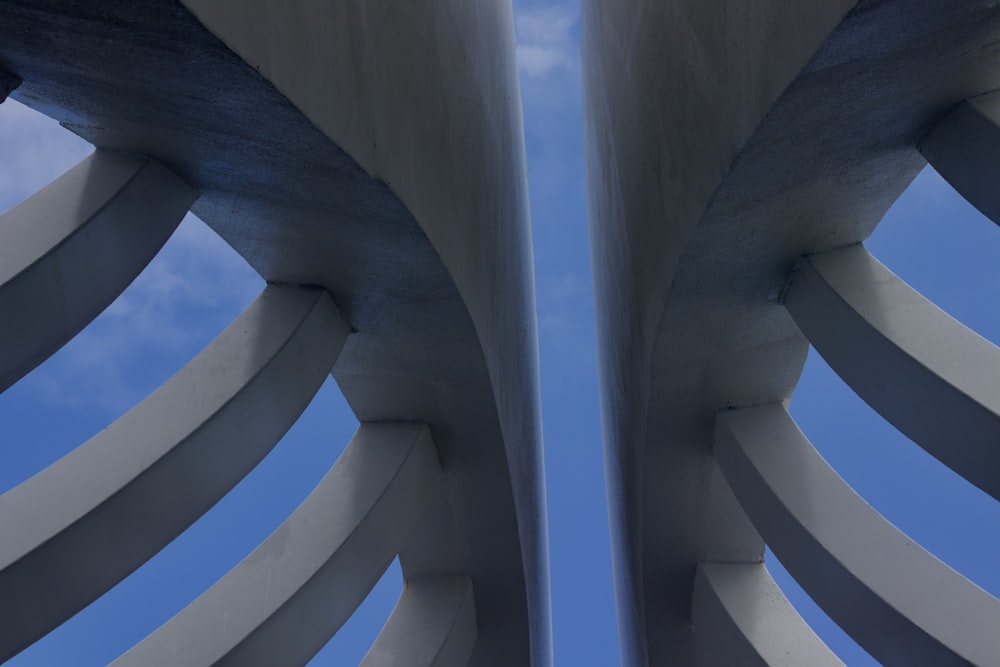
[587,0,1000,663]
[0,1,538,663]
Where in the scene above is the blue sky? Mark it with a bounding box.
[2,2,998,665]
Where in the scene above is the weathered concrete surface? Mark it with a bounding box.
[584,0,1000,663]
[0,1,547,663]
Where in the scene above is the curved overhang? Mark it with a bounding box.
[0,1,548,664]
[583,0,1000,663]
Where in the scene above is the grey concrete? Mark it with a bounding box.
[693,563,843,667]
[112,424,439,667]
[0,150,195,393]
[583,0,1000,662]
[0,285,347,662]
[361,577,477,667]
[177,3,551,661]
[0,2,547,663]
[715,404,1000,666]
[921,90,1000,226]
[785,244,1000,503]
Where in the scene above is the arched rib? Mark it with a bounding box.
[784,244,1000,501]
[361,577,477,667]
[0,150,196,393]
[920,91,1000,226]
[714,404,1000,666]
[693,563,843,667]
[112,423,441,667]
[0,284,348,662]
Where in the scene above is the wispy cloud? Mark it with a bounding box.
[516,4,578,78]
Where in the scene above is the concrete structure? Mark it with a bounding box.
[583,0,1000,665]
[0,2,549,665]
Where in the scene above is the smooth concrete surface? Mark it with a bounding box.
[716,405,1000,666]
[693,563,843,667]
[0,2,547,663]
[112,424,439,667]
[176,3,550,661]
[0,150,195,393]
[581,2,857,663]
[786,244,1000,503]
[583,0,1000,662]
[361,577,478,667]
[921,90,1000,226]
[0,286,347,662]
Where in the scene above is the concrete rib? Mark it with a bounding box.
[0,150,196,393]
[112,424,440,667]
[715,405,1000,666]
[0,285,348,661]
[361,577,477,667]
[785,244,1000,502]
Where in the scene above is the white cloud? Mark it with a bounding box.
[516,4,578,78]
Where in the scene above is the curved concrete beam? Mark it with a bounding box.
[0,285,348,662]
[0,150,195,393]
[112,424,440,667]
[920,91,1000,225]
[693,563,843,667]
[361,577,477,667]
[784,244,1000,502]
[715,404,1000,666]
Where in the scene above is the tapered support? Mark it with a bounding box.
[0,285,349,661]
[715,405,1000,666]
[112,424,441,667]
[784,244,1000,502]
[920,91,1000,226]
[693,563,843,667]
[361,577,477,667]
[0,150,196,393]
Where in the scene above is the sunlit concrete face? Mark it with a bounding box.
[0,1,549,665]
[583,0,1000,664]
